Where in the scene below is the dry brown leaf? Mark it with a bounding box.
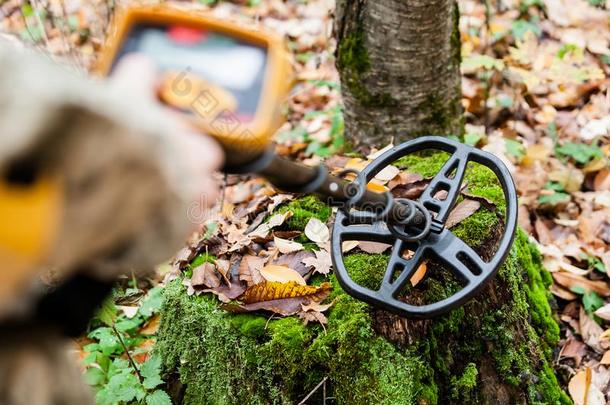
[580,307,605,354]
[215,259,231,284]
[248,211,292,239]
[304,218,330,245]
[601,350,610,365]
[560,337,587,366]
[302,250,332,275]
[410,262,428,287]
[374,165,400,183]
[390,179,429,200]
[191,262,221,289]
[298,309,328,325]
[207,279,247,303]
[342,241,359,252]
[593,168,610,191]
[568,368,605,405]
[550,283,578,301]
[274,236,305,254]
[461,192,497,211]
[446,200,481,229]
[238,255,267,286]
[272,250,315,277]
[522,143,552,166]
[227,281,332,316]
[553,272,610,296]
[358,241,391,254]
[388,172,424,190]
[535,218,554,245]
[260,264,306,285]
[298,301,333,325]
[139,315,160,336]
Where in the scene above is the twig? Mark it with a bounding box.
[112,325,143,383]
[297,376,328,405]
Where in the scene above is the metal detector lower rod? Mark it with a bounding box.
[225,147,426,227]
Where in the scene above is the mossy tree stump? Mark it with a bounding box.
[156,153,570,404]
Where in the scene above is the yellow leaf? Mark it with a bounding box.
[410,262,428,287]
[242,281,331,305]
[366,182,389,193]
[600,350,610,365]
[260,265,306,285]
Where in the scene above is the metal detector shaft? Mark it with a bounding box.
[224,147,427,227]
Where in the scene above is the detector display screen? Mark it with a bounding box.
[115,24,267,122]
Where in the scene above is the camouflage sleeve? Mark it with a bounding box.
[0,40,219,317]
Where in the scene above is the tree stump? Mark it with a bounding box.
[155,153,570,404]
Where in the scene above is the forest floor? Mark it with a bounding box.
[1,0,609,403]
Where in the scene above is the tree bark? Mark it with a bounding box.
[334,0,463,148]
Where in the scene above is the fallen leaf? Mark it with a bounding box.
[559,337,587,366]
[580,307,605,354]
[374,165,400,183]
[410,262,428,287]
[462,192,497,211]
[191,262,221,289]
[260,264,306,285]
[550,283,578,301]
[601,351,610,365]
[304,218,330,245]
[358,241,391,254]
[139,315,160,336]
[390,179,429,200]
[594,304,610,321]
[342,241,359,252]
[298,309,328,325]
[593,168,610,191]
[553,272,610,296]
[568,368,605,405]
[388,172,424,190]
[238,255,267,286]
[117,305,139,319]
[446,200,481,228]
[298,301,334,325]
[207,278,247,303]
[302,250,332,275]
[274,236,305,254]
[367,143,394,160]
[272,250,315,277]
[227,281,332,316]
[215,259,231,284]
[248,211,293,239]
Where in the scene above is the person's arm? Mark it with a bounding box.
[0,41,222,318]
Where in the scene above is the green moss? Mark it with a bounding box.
[450,363,478,400]
[274,195,331,231]
[396,151,505,246]
[336,23,396,107]
[343,253,389,291]
[414,93,463,138]
[157,277,430,404]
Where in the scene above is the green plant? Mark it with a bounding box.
[538,182,570,206]
[556,142,603,165]
[84,285,170,405]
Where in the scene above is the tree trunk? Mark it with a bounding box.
[334,0,463,148]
